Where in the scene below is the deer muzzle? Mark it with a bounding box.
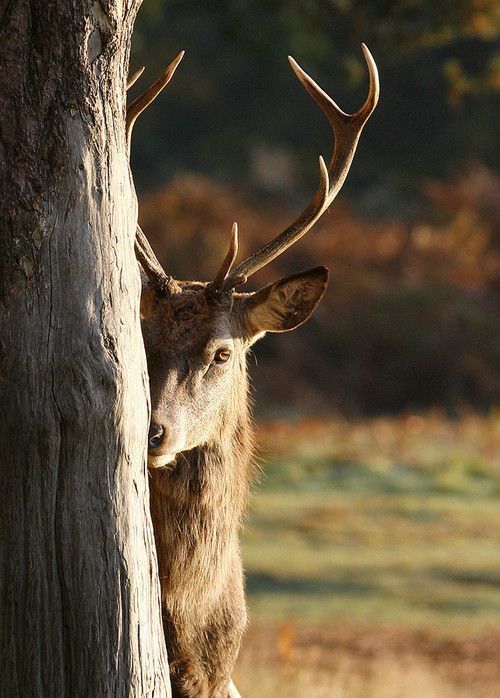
[147,422,186,468]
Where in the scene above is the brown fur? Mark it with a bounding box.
[141,269,328,697]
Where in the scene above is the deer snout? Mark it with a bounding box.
[147,421,187,468]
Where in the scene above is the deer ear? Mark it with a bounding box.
[140,284,159,320]
[240,266,328,338]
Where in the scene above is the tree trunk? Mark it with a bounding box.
[0,2,170,696]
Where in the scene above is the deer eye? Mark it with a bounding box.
[213,348,232,365]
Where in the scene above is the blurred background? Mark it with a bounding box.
[131,2,500,695]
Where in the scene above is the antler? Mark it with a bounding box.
[212,222,239,287]
[127,52,185,290]
[126,50,184,151]
[219,44,379,292]
[127,66,145,90]
[134,225,179,293]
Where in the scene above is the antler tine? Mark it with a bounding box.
[126,50,185,150]
[127,66,145,91]
[224,44,379,288]
[129,52,184,291]
[289,43,378,193]
[359,43,380,120]
[135,224,176,293]
[210,222,240,290]
[225,158,329,288]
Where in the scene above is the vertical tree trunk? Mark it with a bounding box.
[0,2,170,695]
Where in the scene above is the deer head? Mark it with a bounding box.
[128,48,379,468]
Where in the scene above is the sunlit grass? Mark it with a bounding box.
[243,412,500,628]
[236,413,500,695]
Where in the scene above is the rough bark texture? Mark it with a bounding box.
[0,1,170,695]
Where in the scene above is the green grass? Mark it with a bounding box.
[242,414,500,630]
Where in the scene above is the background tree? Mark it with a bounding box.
[0,2,170,695]
[130,0,500,204]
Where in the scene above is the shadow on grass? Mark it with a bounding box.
[246,571,378,597]
[431,568,500,588]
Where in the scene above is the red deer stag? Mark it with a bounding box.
[127,46,379,698]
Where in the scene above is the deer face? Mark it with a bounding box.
[141,268,328,468]
[131,47,378,468]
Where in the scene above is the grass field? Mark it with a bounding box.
[234,413,500,696]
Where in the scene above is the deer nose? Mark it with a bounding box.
[148,423,164,450]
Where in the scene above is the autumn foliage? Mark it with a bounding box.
[139,167,500,414]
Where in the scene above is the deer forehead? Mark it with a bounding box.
[143,285,237,358]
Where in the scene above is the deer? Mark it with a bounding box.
[126,46,379,698]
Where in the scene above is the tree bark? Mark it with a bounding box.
[0,2,170,696]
